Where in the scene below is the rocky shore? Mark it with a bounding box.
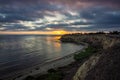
[61,33,120,80]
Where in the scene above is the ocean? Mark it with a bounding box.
[0,35,83,77]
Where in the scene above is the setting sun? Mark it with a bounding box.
[52,30,68,35]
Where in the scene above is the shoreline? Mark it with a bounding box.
[1,43,87,80]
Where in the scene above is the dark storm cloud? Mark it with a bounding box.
[79,0,120,4]
[0,0,45,5]
[0,0,63,23]
[0,14,35,23]
[3,25,29,31]
[0,0,120,7]
[80,7,120,24]
[0,0,120,31]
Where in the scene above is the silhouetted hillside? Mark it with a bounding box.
[85,43,120,80]
[61,33,120,80]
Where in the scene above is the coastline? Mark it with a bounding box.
[1,43,87,80]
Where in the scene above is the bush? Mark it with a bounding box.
[36,74,48,80]
[46,72,63,80]
[24,76,35,80]
[47,68,57,73]
[74,46,96,61]
[46,68,63,80]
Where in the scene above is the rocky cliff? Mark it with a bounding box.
[71,34,120,80]
[61,34,120,80]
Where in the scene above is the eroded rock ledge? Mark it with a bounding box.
[61,34,120,80]
[73,53,101,80]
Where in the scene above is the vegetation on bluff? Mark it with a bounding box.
[24,69,64,80]
[74,46,97,61]
[85,43,120,80]
[61,32,120,80]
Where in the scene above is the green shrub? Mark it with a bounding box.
[46,72,63,80]
[74,46,96,61]
[24,76,35,80]
[36,69,64,80]
[47,68,57,73]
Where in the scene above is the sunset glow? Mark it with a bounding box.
[0,30,69,35]
[52,30,68,35]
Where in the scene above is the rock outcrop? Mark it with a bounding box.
[61,34,120,80]
[85,43,120,80]
[73,53,101,80]
[71,34,120,80]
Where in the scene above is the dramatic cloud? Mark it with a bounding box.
[0,0,120,32]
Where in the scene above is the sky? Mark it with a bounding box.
[0,0,120,34]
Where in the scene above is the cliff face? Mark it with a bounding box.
[73,53,101,80]
[72,35,120,80]
[61,34,119,50]
[73,43,120,80]
[61,34,120,80]
[85,43,120,80]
